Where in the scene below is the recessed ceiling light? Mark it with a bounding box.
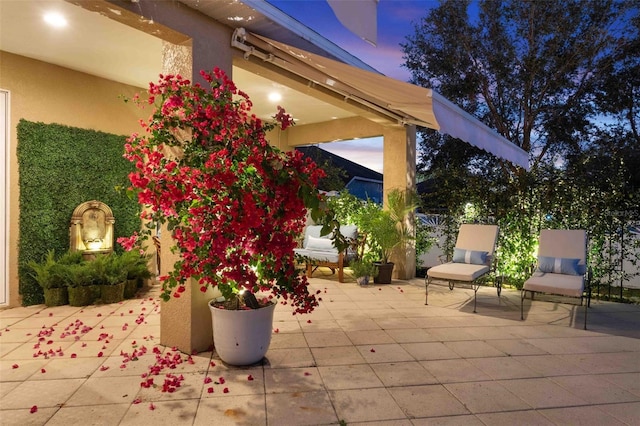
[43,12,68,28]
[268,92,282,102]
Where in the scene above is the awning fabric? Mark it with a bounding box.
[233,30,529,170]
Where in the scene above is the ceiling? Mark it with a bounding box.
[0,0,355,126]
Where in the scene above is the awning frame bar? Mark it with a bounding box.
[231,28,408,127]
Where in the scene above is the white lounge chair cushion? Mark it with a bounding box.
[428,262,490,282]
[523,271,584,298]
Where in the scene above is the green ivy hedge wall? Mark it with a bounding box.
[17,120,139,305]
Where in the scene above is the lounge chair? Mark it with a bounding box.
[294,225,361,283]
[521,229,591,329]
[425,224,500,313]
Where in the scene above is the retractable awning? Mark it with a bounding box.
[232,28,529,170]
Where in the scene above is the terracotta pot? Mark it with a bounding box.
[209,300,276,366]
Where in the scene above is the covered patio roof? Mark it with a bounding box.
[232,29,530,170]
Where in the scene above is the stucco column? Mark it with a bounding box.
[159,39,228,354]
[382,125,417,280]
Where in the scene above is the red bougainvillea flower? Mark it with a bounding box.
[120,67,342,314]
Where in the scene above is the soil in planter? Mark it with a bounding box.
[43,287,69,307]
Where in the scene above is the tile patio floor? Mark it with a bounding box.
[1,272,639,425]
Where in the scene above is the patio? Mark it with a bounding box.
[1,274,639,425]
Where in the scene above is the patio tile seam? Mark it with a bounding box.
[546,375,640,399]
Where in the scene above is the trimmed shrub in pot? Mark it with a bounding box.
[350,259,378,286]
[66,263,97,307]
[26,250,67,307]
[120,250,152,299]
[100,253,126,304]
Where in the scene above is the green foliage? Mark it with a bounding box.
[120,250,153,281]
[21,250,150,306]
[363,210,401,264]
[415,219,435,268]
[496,211,538,288]
[326,191,365,226]
[25,250,58,290]
[104,254,127,285]
[349,259,378,278]
[327,190,425,266]
[317,160,348,191]
[357,189,417,264]
[63,262,94,289]
[406,1,640,290]
[16,120,139,305]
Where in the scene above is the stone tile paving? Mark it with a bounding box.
[1,275,639,425]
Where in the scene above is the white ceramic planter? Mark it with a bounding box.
[209,300,276,366]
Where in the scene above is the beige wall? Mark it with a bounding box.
[0,51,148,307]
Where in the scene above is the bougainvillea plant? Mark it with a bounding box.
[121,67,333,314]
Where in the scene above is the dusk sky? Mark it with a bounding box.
[266,0,440,173]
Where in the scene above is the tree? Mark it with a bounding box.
[403,0,640,288]
[403,0,636,170]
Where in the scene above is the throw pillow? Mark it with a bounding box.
[306,235,336,252]
[452,248,488,265]
[537,256,581,275]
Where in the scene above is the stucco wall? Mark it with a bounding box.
[0,51,148,306]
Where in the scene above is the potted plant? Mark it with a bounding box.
[26,250,68,306]
[350,259,377,286]
[100,253,126,304]
[120,250,152,299]
[360,189,417,284]
[66,262,97,307]
[120,68,331,365]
